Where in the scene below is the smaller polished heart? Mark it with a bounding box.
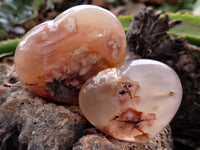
[79,59,182,143]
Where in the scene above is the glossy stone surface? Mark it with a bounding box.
[79,59,182,143]
[14,5,126,104]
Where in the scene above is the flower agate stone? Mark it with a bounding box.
[79,59,182,143]
[14,5,126,104]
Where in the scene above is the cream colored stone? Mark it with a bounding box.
[79,59,182,143]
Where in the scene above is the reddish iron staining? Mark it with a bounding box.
[111,107,156,140]
[134,132,149,141]
[141,113,156,120]
[117,77,140,102]
[112,78,155,139]
[113,108,156,127]
[115,108,142,126]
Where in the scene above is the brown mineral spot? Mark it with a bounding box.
[168,91,176,98]
[117,77,140,103]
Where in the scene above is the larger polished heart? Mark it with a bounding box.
[14,5,126,104]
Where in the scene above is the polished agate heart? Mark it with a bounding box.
[79,59,182,143]
[14,5,126,104]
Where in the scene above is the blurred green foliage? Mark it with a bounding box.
[0,0,199,41]
[193,0,200,14]
[0,0,85,40]
[0,0,33,39]
[157,0,197,13]
[0,0,57,40]
[178,0,196,10]
[32,0,58,17]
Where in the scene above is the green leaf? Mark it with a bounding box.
[168,13,200,46]
[0,38,20,55]
[0,52,14,59]
[118,15,132,33]
[118,13,200,46]
[0,3,16,14]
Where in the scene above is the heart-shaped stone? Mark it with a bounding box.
[79,59,182,143]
